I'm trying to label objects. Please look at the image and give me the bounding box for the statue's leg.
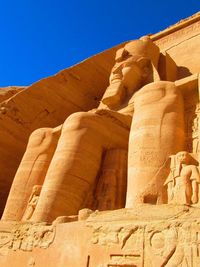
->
[32,112,129,223]
[2,126,61,221]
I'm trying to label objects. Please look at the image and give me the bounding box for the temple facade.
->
[0,12,200,267]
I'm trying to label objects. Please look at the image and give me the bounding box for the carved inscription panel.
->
[89,221,200,267]
[0,223,55,255]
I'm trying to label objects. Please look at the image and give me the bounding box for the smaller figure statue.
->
[164,151,200,205]
[22,185,42,221]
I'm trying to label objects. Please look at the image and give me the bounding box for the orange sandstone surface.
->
[0,12,200,267]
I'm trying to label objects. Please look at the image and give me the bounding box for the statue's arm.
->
[191,179,198,204]
[94,109,132,129]
[190,165,200,203]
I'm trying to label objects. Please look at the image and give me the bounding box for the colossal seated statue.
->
[1,36,190,223]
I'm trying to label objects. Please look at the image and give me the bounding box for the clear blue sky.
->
[0,1,199,86]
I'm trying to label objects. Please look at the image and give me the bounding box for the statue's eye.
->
[122,49,130,60]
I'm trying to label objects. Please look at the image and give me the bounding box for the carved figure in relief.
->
[146,228,178,266]
[193,117,199,152]
[192,104,200,154]
[2,36,188,222]
[164,151,200,205]
[0,231,12,256]
[10,224,55,251]
[22,185,42,221]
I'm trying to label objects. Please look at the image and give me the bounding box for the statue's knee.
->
[28,128,54,148]
[63,112,92,131]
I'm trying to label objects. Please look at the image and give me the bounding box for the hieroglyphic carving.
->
[129,150,165,167]
[90,219,200,267]
[155,20,200,51]
[91,224,122,246]
[186,110,196,153]
[184,91,199,153]
[91,224,142,247]
[192,103,200,154]
[90,224,144,266]
[191,223,200,266]
[145,226,178,266]
[10,223,55,251]
[107,254,141,267]
[0,223,55,256]
[0,231,12,256]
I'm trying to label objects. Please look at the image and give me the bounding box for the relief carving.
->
[192,103,200,154]
[22,185,42,221]
[0,231,12,256]
[10,223,55,251]
[2,16,200,267]
[145,227,178,266]
[107,254,142,267]
[164,151,200,205]
[91,221,200,266]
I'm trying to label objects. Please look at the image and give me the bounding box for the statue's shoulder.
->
[139,81,175,92]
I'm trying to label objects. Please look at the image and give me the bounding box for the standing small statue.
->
[22,185,42,221]
[164,151,200,205]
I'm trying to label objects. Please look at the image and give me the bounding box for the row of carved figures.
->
[21,150,200,222]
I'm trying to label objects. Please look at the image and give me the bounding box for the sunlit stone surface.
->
[1,12,200,267]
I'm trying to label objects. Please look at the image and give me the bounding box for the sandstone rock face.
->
[1,12,200,267]
[0,86,25,103]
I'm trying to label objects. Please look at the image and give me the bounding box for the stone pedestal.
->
[0,205,200,267]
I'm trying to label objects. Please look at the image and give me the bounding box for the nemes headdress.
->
[116,36,160,81]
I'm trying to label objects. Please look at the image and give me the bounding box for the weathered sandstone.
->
[1,12,200,267]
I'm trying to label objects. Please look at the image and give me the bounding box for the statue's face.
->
[176,151,189,164]
[110,57,143,94]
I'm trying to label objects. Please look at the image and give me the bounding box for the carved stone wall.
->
[1,206,200,266]
[1,11,200,267]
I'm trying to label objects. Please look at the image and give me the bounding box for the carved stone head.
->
[110,36,160,90]
[176,151,190,164]
[101,36,161,108]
